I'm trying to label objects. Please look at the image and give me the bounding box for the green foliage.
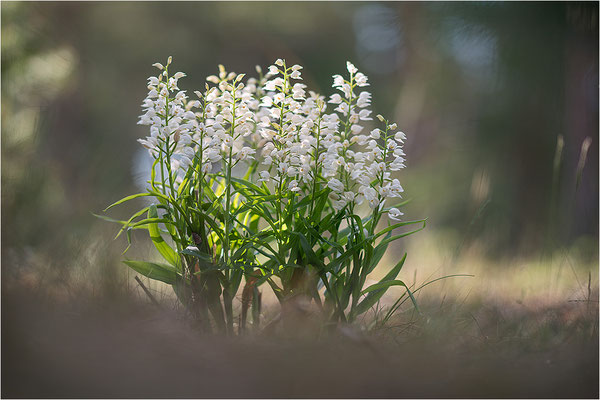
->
[99,57,428,334]
[122,260,180,284]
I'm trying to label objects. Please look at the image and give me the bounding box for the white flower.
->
[262,155,273,166]
[343,191,355,203]
[206,75,220,84]
[389,179,404,194]
[370,129,381,139]
[264,80,277,91]
[237,146,256,161]
[388,207,404,221]
[357,91,371,108]
[258,171,271,183]
[353,135,369,145]
[278,162,289,176]
[340,83,352,98]
[329,93,343,104]
[394,131,407,143]
[355,72,369,87]
[335,102,349,115]
[207,148,222,163]
[332,74,344,87]
[288,180,301,192]
[389,158,405,171]
[287,166,298,177]
[332,198,347,211]
[346,61,358,74]
[367,196,380,209]
[327,178,345,193]
[350,124,363,135]
[222,134,234,148]
[292,83,306,100]
[393,148,405,157]
[179,156,193,170]
[362,186,378,202]
[358,109,372,121]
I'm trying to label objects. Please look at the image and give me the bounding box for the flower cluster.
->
[137,57,408,221]
[105,57,422,332]
[200,65,258,166]
[137,57,197,172]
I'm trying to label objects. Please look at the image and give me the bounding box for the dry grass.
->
[2,228,598,398]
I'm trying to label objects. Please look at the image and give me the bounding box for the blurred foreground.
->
[3,236,598,398]
[2,282,597,398]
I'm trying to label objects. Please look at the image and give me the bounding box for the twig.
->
[135,276,162,308]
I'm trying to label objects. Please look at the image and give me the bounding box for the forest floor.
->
[2,275,597,398]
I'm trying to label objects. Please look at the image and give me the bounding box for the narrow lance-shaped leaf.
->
[377,220,427,248]
[104,192,153,212]
[123,260,179,285]
[148,204,181,268]
[354,253,408,316]
[372,218,427,241]
[366,231,391,275]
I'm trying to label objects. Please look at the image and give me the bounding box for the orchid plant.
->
[100,57,426,334]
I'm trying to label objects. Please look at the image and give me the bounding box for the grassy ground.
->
[2,229,598,398]
[2,285,597,398]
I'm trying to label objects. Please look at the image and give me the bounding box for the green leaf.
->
[311,187,330,218]
[361,279,409,295]
[115,206,152,239]
[377,220,427,247]
[123,260,179,284]
[304,223,344,253]
[266,278,284,302]
[290,232,327,271]
[367,232,391,274]
[230,176,268,196]
[338,213,373,237]
[123,227,133,254]
[354,253,407,316]
[144,206,179,268]
[228,268,244,298]
[93,213,129,226]
[179,248,214,262]
[104,192,152,211]
[373,219,427,241]
[130,217,177,229]
[171,277,191,307]
[385,198,411,210]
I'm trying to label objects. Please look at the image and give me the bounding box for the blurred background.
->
[2,0,597,294]
[1,2,598,397]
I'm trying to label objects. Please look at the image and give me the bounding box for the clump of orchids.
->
[102,57,425,334]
